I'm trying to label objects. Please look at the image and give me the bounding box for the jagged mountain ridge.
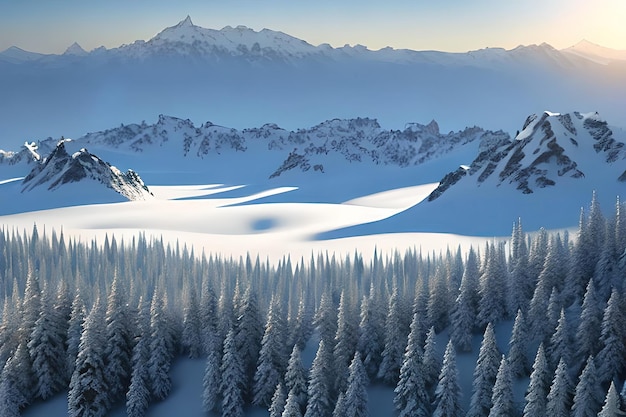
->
[428,111,626,201]
[6,115,509,181]
[21,140,152,201]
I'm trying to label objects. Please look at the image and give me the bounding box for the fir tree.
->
[284,344,308,413]
[221,329,245,417]
[28,283,67,400]
[547,309,571,371]
[304,340,333,417]
[269,383,287,417]
[433,340,462,417]
[67,290,86,380]
[595,288,626,384]
[450,247,480,352]
[422,326,441,395]
[598,381,622,417]
[467,323,501,417]
[428,265,452,333]
[508,309,530,378]
[282,388,303,417]
[478,243,508,326]
[182,282,203,358]
[394,312,430,417]
[344,352,369,417]
[202,335,222,413]
[575,281,603,363]
[253,296,288,407]
[104,274,133,405]
[68,298,109,417]
[126,297,151,417]
[546,358,573,417]
[148,290,173,401]
[333,290,358,393]
[0,349,29,416]
[377,287,404,385]
[357,289,384,378]
[523,344,550,417]
[571,355,604,417]
[487,355,514,417]
[332,392,346,417]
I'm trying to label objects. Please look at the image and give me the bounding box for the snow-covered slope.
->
[21,139,152,201]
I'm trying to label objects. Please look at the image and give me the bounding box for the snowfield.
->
[0,181,496,263]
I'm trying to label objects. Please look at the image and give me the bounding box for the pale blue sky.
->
[1,0,625,53]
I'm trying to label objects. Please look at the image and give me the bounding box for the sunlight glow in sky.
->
[1,0,625,53]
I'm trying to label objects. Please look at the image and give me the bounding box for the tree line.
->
[0,192,625,416]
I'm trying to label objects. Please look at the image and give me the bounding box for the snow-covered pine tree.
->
[269,383,287,417]
[508,309,530,378]
[333,290,358,393]
[68,298,109,417]
[450,247,480,352]
[332,392,346,417]
[427,265,452,333]
[432,340,461,417]
[422,326,441,396]
[394,312,430,417]
[547,309,571,371]
[284,344,308,413]
[598,381,623,417]
[546,358,573,417]
[304,340,333,417]
[595,288,626,385]
[253,295,288,407]
[357,287,384,378]
[571,355,604,417]
[467,322,501,417]
[104,273,133,405]
[148,290,173,401]
[66,289,86,380]
[202,333,222,413]
[313,291,337,348]
[126,297,151,417]
[221,329,246,417]
[27,282,67,400]
[283,387,304,417]
[181,281,203,358]
[487,355,514,417]
[377,287,404,385]
[0,347,30,416]
[509,219,532,313]
[522,344,550,417]
[344,352,368,417]
[575,280,603,364]
[478,242,508,327]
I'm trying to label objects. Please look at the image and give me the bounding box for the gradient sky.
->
[1,0,625,54]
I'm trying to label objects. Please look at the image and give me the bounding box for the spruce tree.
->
[344,353,369,417]
[148,290,173,401]
[595,288,626,384]
[357,289,384,378]
[478,243,508,326]
[575,281,603,363]
[282,387,303,417]
[68,298,109,417]
[394,312,430,417]
[571,355,604,417]
[598,381,622,417]
[221,329,245,417]
[508,309,530,378]
[202,335,221,413]
[487,355,514,417]
[546,358,572,417]
[422,326,441,395]
[126,299,151,417]
[433,340,462,417]
[253,296,288,407]
[182,282,203,358]
[450,247,480,352]
[547,309,571,371]
[377,287,404,385]
[284,344,308,412]
[304,340,333,417]
[522,344,550,417]
[269,383,287,417]
[467,323,501,417]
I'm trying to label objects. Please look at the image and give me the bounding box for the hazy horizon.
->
[2,0,625,54]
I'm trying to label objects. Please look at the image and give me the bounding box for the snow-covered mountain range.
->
[1,17,625,150]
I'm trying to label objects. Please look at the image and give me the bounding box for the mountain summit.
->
[22,140,152,201]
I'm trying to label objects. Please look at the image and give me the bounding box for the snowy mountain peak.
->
[63,42,88,56]
[22,140,153,200]
[562,39,626,64]
[429,110,626,200]
[177,15,194,27]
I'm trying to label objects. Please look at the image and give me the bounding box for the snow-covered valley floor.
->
[0,181,495,263]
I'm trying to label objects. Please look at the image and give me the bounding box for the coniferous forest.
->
[1,193,626,417]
